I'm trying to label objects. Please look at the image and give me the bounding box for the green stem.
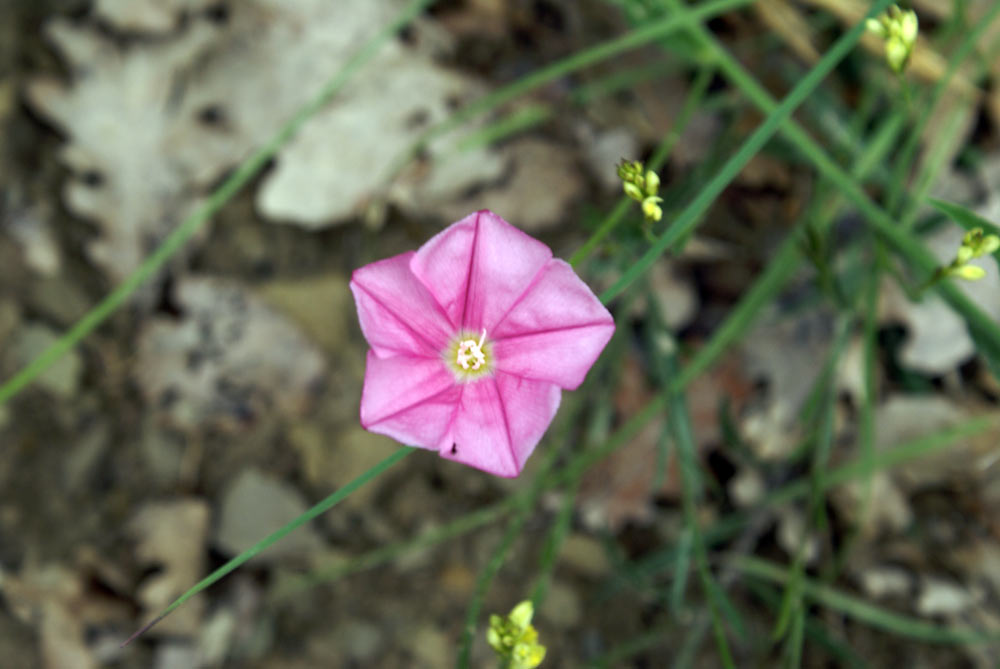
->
[666,0,1000,377]
[735,556,1000,645]
[386,0,756,183]
[122,448,414,646]
[570,63,716,267]
[599,0,893,304]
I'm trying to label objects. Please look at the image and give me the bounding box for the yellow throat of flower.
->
[446,329,493,381]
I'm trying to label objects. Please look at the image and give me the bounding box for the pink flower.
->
[350,210,615,477]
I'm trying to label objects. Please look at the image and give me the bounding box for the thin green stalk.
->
[585,622,674,668]
[899,101,977,229]
[831,252,882,576]
[735,556,1000,644]
[774,317,851,663]
[271,494,516,598]
[454,443,564,669]
[663,352,736,668]
[884,2,1000,216]
[122,447,414,646]
[0,0,436,407]
[669,526,694,613]
[668,0,1000,362]
[456,506,534,669]
[455,61,683,154]
[599,0,893,304]
[570,63,716,267]
[529,476,582,608]
[748,581,871,669]
[616,414,1000,591]
[387,0,756,181]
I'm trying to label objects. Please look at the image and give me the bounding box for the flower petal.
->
[360,351,460,449]
[350,251,454,357]
[492,259,615,389]
[410,210,552,332]
[440,374,561,478]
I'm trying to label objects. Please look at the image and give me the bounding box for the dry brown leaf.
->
[753,0,820,63]
[26,19,213,283]
[129,499,210,638]
[1,562,128,668]
[135,277,326,431]
[28,0,504,283]
[94,0,215,34]
[579,350,752,531]
[422,138,580,233]
[739,307,836,459]
[833,395,1000,539]
[579,417,673,530]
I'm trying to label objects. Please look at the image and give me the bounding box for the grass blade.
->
[735,556,1000,645]
[122,448,414,645]
[599,0,894,304]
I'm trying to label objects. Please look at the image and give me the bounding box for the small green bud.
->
[487,601,546,668]
[866,17,887,38]
[899,10,918,44]
[962,227,984,248]
[949,264,986,281]
[618,158,665,223]
[960,227,1000,258]
[623,182,644,202]
[509,601,533,629]
[868,5,918,73]
[981,235,1000,256]
[644,169,660,196]
[955,245,974,266]
[885,38,910,73]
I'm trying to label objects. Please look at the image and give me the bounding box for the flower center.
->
[456,329,487,370]
[445,329,493,381]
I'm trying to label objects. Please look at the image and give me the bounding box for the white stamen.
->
[457,329,487,370]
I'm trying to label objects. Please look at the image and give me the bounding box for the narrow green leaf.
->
[735,556,1000,645]
[600,0,894,303]
[929,197,1000,255]
[123,448,414,645]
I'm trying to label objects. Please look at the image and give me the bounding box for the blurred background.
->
[2,0,1000,666]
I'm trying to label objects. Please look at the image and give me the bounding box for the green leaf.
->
[736,556,1000,645]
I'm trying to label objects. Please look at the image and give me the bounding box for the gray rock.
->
[7,323,82,398]
[214,468,324,564]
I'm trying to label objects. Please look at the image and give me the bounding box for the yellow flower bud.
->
[955,245,974,265]
[981,235,1000,256]
[509,601,534,629]
[886,38,910,73]
[950,264,986,281]
[623,182,644,202]
[866,17,887,38]
[642,197,663,222]
[900,11,918,44]
[644,169,660,196]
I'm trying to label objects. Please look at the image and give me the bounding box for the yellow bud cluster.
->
[487,601,546,669]
[941,227,999,282]
[617,159,664,222]
[866,5,918,74]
